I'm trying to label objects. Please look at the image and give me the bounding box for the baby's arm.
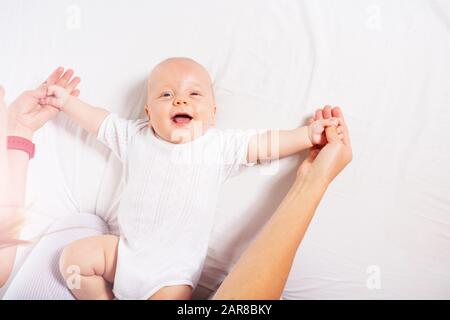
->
[247,118,342,163]
[43,85,110,135]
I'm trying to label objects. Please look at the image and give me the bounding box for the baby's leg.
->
[149,285,192,300]
[59,234,119,300]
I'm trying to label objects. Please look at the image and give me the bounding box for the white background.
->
[1,0,449,299]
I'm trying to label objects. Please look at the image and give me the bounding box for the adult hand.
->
[0,86,6,130]
[1,86,7,178]
[1,86,7,185]
[297,106,352,184]
[7,67,80,139]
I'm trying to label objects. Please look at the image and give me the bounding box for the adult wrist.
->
[295,168,330,191]
[7,118,34,140]
[7,127,34,140]
[7,136,35,159]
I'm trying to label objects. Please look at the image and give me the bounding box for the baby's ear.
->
[212,105,217,125]
[144,104,151,119]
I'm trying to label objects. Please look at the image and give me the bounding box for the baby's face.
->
[145,58,216,144]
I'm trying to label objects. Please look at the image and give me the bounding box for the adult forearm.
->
[0,207,23,288]
[0,124,31,288]
[213,171,329,300]
[1,125,32,207]
[4,151,30,207]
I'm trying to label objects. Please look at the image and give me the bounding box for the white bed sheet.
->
[1,0,449,299]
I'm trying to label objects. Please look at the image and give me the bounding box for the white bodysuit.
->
[97,114,259,299]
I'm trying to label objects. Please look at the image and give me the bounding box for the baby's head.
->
[145,57,216,144]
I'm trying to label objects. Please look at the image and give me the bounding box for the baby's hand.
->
[40,85,71,111]
[308,117,344,145]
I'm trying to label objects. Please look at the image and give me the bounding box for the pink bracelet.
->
[7,136,35,159]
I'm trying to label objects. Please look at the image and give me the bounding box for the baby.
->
[43,57,343,300]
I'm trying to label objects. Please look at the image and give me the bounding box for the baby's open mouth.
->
[171,113,193,125]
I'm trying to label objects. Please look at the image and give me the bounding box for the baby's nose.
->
[174,98,188,105]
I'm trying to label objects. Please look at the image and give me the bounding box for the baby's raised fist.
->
[308,117,344,145]
[40,85,71,111]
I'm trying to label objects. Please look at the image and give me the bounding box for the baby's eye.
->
[190,92,201,96]
[161,92,173,98]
